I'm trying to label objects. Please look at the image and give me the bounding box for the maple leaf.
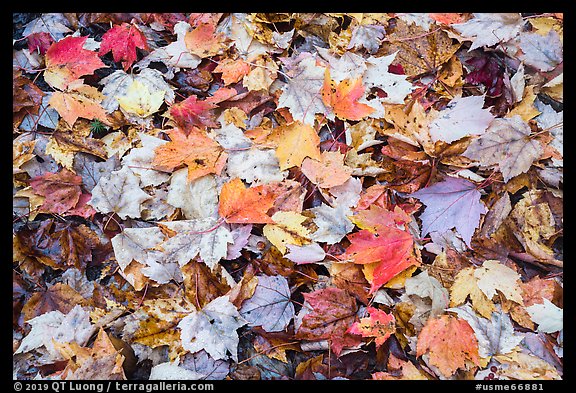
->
[122,133,170,187]
[309,203,354,244]
[99,23,148,70]
[301,151,352,188]
[372,354,428,380]
[89,166,152,219]
[463,115,544,182]
[239,275,295,332]
[21,283,85,322]
[184,22,227,58]
[428,95,495,143]
[525,299,563,334]
[218,178,276,224]
[182,262,231,309]
[416,314,481,378]
[214,58,251,85]
[448,304,524,358]
[117,79,166,118]
[170,95,219,131]
[111,227,165,271]
[348,307,395,347]
[263,211,310,254]
[410,176,487,247]
[272,121,321,171]
[48,88,108,127]
[452,13,524,51]
[362,52,415,104]
[15,305,95,358]
[227,148,287,185]
[450,267,496,319]
[285,243,326,265]
[178,295,247,362]
[277,56,330,125]
[29,168,82,215]
[43,36,106,90]
[295,287,358,356]
[349,204,412,234]
[321,70,374,121]
[474,260,524,305]
[341,228,417,293]
[152,127,228,182]
[160,219,234,270]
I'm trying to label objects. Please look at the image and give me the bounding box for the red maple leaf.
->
[99,23,148,70]
[29,169,83,215]
[44,36,106,90]
[170,95,220,131]
[27,32,54,55]
[348,306,395,348]
[342,228,417,293]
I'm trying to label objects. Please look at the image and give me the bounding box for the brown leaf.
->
[182,261,231,309]
[21,283,86,322]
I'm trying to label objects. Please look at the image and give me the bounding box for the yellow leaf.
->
[263,211,311,254]
[273,121,321,170]
[450,267,496,319]
[117,80,165,118]
[506,85,541,122]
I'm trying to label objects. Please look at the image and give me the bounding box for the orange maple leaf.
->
[48,91,108,127]
[348,307,395,347]
[185,23,226,58]
[152,127,227,182]
[218,178,276,224]
[321,69,374,121]
[416,314,481,377]
[214,58,251,85]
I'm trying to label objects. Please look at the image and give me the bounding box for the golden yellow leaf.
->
[272,121,321,170]
[263,211,311,254]
[117,80,165,118]
[450,267,496,319]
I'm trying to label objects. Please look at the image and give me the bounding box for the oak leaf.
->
[152,127,228,182]
[416,314,480,377]
[99,23,148,70]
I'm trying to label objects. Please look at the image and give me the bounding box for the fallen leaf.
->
[29,168,82,215]
[273,121,321,170]
[428,95,494,143]
[44,36,106,90]
[347,307,395,347]
[301,151,352,188]
[152,127,228,182]
[239,275,295,332]
[452,13,524,50]
[89,166,152,219]
[99,23,148,70]
[526,299,563,334]
[263,211,310,254]
[218,178,276,224]
[321,70,374,121]
[178,295,247,361]
[410,176,487,247]
[416,314,480,378]
[464,115,544,182]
